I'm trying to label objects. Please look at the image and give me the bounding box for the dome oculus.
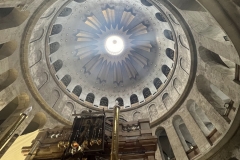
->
[105,35,124,55]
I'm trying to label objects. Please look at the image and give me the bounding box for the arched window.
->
[0,69,18,92]
[72,85,82,97]
[187,100,221,145]
[0,41,17,60]
[22,112,47,135]
[0,94,29,156]
[162,93,172,109]
[173,115,199,159]
[199,46,234,76]
[51,24,62,35]
[199,46,237,85]
[143,88,152,99]
[130,94,139,104]
[0,97,18,128]
[166,48,174,60]
[156,128,175,160]
[0,8,29,30]
[58,7,72,17]
[49,42,60,54]
[0,8,14,18]
[140,0,152,6]
[164,30,174,41]
[196,75,234,123]
[155,12,167,22]
[61,75,71,87]
[52,60,63,72]
[86,93,95,103]
[100,97,108,107]
[162,65,171,77]
[154,78,162,89]
[116,97,124,106]
[0,94,28,132]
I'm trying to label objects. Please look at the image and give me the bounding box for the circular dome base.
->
[25,0,192,116]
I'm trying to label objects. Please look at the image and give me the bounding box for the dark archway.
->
[86,93,95,103]
[22,112,47,135]
[58,7,72,17]
[61,75,71,87]
[72,85,82,97]
[156,128,175,160]
[154,78,162,89]
[164,30,174,41]
[156,12,167,22]
[166,48,174,60]
[52,59,63,72]
[130,94,139,104]
[143,88,152,98]
[162,65,171,77]
[100,97,108,107]
[116,97,124,106]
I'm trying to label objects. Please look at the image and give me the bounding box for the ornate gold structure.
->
[21,113,157,159]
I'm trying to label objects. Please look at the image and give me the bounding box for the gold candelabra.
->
[110,101,120,160]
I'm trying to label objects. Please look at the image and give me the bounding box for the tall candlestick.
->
[110,101,120,160]
[0,106,32,150]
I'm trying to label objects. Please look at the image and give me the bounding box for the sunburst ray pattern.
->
[47,0,180,110]
[76,7,152,85]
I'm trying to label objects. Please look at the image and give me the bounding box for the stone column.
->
[93,96,101,107]
[79,93,87,102]
[149,83,157,96]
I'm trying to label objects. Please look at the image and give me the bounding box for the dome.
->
[0,0,240,159]
[27,0,192,115]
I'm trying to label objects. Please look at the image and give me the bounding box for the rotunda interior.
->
[0,0,240,159]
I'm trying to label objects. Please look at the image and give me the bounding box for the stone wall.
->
[210,127,240,160]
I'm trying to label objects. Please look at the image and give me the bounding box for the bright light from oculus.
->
[105,36,124,55]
